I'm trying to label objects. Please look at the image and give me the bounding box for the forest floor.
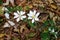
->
[0,0,60,40]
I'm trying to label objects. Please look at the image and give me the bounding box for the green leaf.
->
[25,6,30,10]
[27,20,35,28]
[12,6,17,11]
[41,31,50,40]
[48,20,54,26]
[28,20,35,28]
[16,6,23,11]
[0,0,3,5]
[43,20,55,27]
[7,7,13,13]
[43,20,49,27]
[23,19,35,28]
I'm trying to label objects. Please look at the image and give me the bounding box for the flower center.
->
[32,15,35,18]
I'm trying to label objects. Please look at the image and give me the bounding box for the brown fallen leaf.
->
[39,13,48,23]
[0,34,5,38]
[48,0,54,3]
[18,0,26,6]
[20,24,27,33]
[50,4,57,9]
[58,16,60,21]
[49,11,55,18]
[53,16,58,24]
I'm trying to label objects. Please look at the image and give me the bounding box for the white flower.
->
[14,11,26,22]
[48,28,58,38]
[27,10,40,23]
[51,29,54,33]
[49,28,55,33]
[4,20,15,27]
[5,13,10,19]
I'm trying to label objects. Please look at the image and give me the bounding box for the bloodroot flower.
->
[27,10,40,23]
[14,11,26,22]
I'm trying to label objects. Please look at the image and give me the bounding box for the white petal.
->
[14,15,19,18]
[27,14,33,16]
[28,17,32,19]
[48,28,51,31]
[20,11,25,15]
[29,11,34,15]
[8,21,15,26]
[30,11,33,14]
[36,12,40,17]
[51,29,54,33]
[5,7,8,11]
[55,35,57,38]
[32,19,35,23]
[5,13,9,19]
[14,12,18,16]
[21,17,23,20]
[21,16,26,20]
[4,22,10,27]
[35,18,39,21]
[34,10,36,15]
[17,11,20,14]
[21,16,26,18]
[16,18,20,22]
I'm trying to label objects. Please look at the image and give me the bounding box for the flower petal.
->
[34,10,36,15]
[16,18,20,22]
[35,18,39,21]
[32,19,35,23]
[8,21,15,26]
[27,14,33,16]
[14,12,18,16]
[14,15,19,18]
[36,12,40,17]
[48,28,51,31]
[21,16,26,20]
[29,10,33,15]
[28,17,32,19]
[21,16,26,18]
[51,29,54,33]
[30,11,33,14]
[20,11,25,15]
[17,11,20,14]
[5,13,9,19]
